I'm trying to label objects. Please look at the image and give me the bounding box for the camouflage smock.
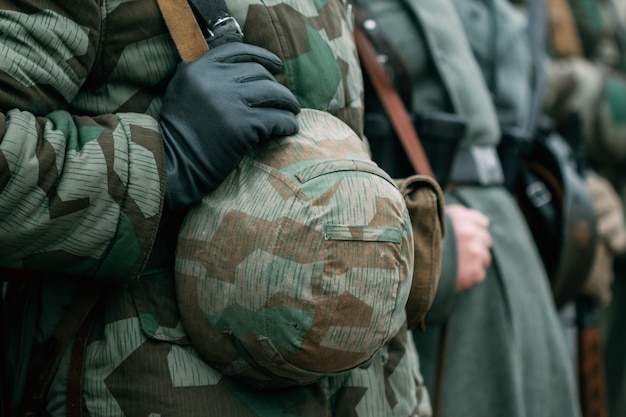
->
[0,1,430,416]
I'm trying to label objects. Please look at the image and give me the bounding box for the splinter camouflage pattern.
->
[176,109,413,388]
[0,0,430,416]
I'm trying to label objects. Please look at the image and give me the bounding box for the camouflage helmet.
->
[175,109,414,389]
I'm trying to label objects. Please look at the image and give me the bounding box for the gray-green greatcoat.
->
[363,0,582,416]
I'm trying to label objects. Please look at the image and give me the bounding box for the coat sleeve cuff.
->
[95,114,166,283]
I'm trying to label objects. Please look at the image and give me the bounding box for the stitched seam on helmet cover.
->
[323,225,403,243]
[294,159,396,187]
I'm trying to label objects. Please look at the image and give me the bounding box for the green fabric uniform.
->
[0,1,431,416]
[362,0,581,416]
[543,0,626,416]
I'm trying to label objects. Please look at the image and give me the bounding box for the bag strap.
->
[354,25,434,178]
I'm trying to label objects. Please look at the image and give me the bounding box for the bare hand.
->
[447,204,492,293]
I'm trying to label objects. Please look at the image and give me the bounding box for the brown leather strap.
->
[354,26,434,178]
[577,297,609,417]
[432,320,449,417]
[66,298,100,417]
[578,326,608,417]
[19,279,106,417]
[155,0,209,61]
[546,0,583,57]
[352,2,413,108]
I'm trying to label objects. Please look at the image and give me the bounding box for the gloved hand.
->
[159,42,301,210]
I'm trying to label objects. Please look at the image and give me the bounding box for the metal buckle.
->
[207,16,244,38]
[526,179,552,208]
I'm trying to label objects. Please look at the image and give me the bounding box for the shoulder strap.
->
[354,25,434,178]
[155,0,209,61]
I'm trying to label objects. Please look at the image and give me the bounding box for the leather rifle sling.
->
[155,0,208,61]
[155,0,236,62]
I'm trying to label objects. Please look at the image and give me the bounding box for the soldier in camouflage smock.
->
[0,1,430,416]
[543,0,626,415]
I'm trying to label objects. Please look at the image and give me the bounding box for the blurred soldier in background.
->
[543,0,626,415]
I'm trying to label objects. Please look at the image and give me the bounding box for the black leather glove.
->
[159,42,301,210]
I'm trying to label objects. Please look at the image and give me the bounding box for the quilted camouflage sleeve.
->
[0,2,166,282]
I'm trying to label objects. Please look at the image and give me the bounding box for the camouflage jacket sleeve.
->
[0,3,167,283]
